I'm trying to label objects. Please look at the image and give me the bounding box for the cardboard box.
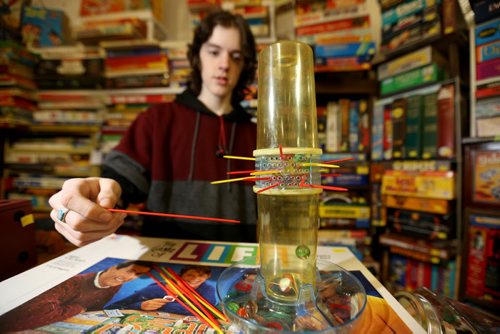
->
[0,199,36,281]
[21,6,71,47]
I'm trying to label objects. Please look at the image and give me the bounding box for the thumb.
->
[96,178,122,208]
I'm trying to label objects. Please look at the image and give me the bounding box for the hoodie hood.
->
[175,88,252,122]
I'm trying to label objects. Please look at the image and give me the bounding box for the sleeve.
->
[197,283,217,306]
[105,283,164,311]
[101,107,158,205]
[0,277,86,331]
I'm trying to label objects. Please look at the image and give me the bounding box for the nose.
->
[219,52,230,71]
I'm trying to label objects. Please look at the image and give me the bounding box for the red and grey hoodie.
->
[102,89,257,242]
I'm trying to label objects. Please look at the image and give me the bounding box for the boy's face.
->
[198,25,244,102]
[99,264,150,287]
[182,268,210,288]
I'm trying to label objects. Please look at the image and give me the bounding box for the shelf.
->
[372,159,455,172]
[372,31,468,65]
[377,77,459,100]
[103,87,184,95]
[380,233,458,263]
[462,136,500,144]
[29,125,101,134]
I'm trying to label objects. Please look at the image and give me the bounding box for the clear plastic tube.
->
[254,41,322,301]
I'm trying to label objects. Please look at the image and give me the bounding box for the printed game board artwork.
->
[0,255,398,333]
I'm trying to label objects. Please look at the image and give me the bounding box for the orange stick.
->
[156,267,221,325]
[108,208,239,224]
[323,157,355,164]
[155,269,223,333]
[146,272,215,330]
[163,266,230,322]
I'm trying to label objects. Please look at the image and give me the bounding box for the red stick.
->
[147,271,219,331]
[108,208,240,224]
[300,183,348,191]
[256,182,281,193]
[154,266,220,326]
[145,273,205,322]
[226,170,257,175]
[164,266,229,322]
[323,157,355,164]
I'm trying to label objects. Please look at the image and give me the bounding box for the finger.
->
[50,208,125,233]
[53,220,92,247]
[59,179,114,224]
[53,216,121,247]
[96,178,122,208]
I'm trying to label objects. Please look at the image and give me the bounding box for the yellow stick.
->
[210,176,256,184]
[250,170,281,175]
[223,155,256,161]
[157,271,223,333]
[301,163,339,168]
[161,267,229,322]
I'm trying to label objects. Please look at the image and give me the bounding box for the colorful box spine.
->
[476,40,500,63]
[404,95,423,159]
[349,100,360,152]
[381,18,441,54]
[391,98,407,159]
[377,46,443,80]
[476,57,500,81]
[358,100,370,152]
[371,102,384,161]
[382,0,439,26]
[340,99,350,152]
[383,195,450,214]
[382,5,440,40]
[475,95,500,118]
[295,16,370,36]
[326,101,340,152]
[383,103,394,160]
[475,16,500,46]
[422,92,438,159]
[476,81,500,99]
[314,42,376,58]
[442,0,462,34]
[476,115,500,137]
[298,28,373,45]
[473,0,500,24]
[319,204,370,219]
[381,170,455,199]
[381,63,444,96]
[437,84,455,159]
[466,214,500,305]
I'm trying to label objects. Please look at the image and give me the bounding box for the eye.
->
[207,48,220,56]
[231,52,242,62]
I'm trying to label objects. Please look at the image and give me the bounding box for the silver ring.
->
[57,207,70,223]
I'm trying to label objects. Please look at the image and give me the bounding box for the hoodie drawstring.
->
[226,122,236,191]
[216,116,227,157]
[188,112,201,182]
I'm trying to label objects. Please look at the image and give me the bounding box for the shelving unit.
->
[369,0,469,298]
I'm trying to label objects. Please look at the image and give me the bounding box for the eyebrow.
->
[205,42,241,53]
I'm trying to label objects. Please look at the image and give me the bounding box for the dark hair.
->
[180,265,212,276]
[115,260,151,270]
[187,10,257,103]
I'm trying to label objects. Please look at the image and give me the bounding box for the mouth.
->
[214,76,228,85]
